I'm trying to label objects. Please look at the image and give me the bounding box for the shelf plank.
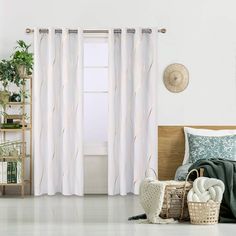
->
[7,102,31,106]
[0,183,23,186]
[0,157,22,160]
[0,156,31,160]
[0,125,31,132]
[0,180,30,186]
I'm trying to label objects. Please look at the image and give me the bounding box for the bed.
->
[158,125,236,180]
[158,125,236,222]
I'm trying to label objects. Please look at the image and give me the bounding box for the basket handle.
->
[145,168,157,179]
[185,168,199,183]
[180,168,200,220]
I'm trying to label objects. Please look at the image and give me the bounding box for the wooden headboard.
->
[158,126,236,180]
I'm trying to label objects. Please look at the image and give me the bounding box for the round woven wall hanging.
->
[163,63,189,93]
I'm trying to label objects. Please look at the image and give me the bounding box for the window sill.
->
[84,142,107,156]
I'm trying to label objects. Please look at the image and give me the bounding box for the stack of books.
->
[0,161,22,184]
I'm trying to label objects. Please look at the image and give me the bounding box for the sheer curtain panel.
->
[108,28,158,195]
[34,28,84,196]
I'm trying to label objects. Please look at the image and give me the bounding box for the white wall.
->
[1,0,236,124]
[1,0,236,193]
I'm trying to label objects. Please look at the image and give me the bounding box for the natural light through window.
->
[83,37,108,151]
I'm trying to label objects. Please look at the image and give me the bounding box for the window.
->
[83,37,108,153]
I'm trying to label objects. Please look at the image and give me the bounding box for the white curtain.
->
[108,28,158,195]
[33,28,84,196]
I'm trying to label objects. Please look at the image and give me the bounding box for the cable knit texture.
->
[139,178,187,224]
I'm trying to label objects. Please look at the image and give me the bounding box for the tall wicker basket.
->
[160,169,199,221]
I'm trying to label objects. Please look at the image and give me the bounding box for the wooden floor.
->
[0,195,235,235]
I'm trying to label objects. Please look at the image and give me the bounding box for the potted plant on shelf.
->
[0,91,10,106]
[9,92,21,102]
[11,40,33,81]
[0,59,16,105]
[9,89,29,103]
[0,40,33,106]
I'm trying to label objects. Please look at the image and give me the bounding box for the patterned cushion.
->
[187,133,236,163]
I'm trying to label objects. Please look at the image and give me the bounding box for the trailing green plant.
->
[20,88,30,99]
[9,89,29,103]
[11,40,33,78]
[0,59,16,88]
[9,92,21,102]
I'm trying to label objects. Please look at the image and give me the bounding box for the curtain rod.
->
[25,28,166,34]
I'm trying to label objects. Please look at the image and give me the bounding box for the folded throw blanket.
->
[187,177,225,203]
[139,178,188,224]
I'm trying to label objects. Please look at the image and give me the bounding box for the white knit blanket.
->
[139,178,186,224]
[187,177,225,203]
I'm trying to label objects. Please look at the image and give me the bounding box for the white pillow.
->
[182,127,236,164]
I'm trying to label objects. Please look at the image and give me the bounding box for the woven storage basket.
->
[160,169,199,221]
[188,201,220,225]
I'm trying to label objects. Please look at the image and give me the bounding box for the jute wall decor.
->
[163,63,189,93]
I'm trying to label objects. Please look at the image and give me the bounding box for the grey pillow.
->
[187,133,236,163]
[174,163,192,181]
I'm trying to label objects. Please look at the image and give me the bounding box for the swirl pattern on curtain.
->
[33,28,84,196]
[108,28,158,195]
